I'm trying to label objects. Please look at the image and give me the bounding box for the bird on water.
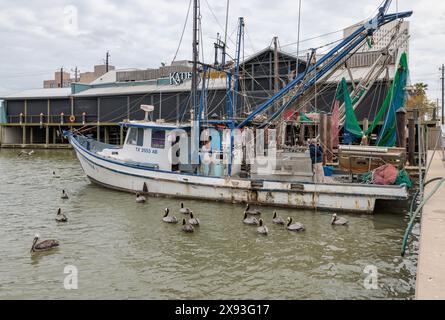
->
[257,218,269,235]
[244,204,261,216]
[181,218,194,233]
[55,208,68,223]
[61,190,69,199]
[188,212,200,226]
[272,211,285,225]
[30,235,59,253]
[162,208,178,224]
[243,212,259,225]
[179,202,192,215]
[135,193,146,203]
[331,213,348,226]
[286,217,305,232]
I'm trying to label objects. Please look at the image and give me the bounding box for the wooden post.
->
[104,126,109,144]
[97,97,101,142]
[396,108,407,148]
[22,126,26,145]
[46,99,50,146]
[30,127,33,144]
[326,114,333,162]
[299,123,305,145]
[120,125,124,146]
[408,110,417,166]
[22,100,27,145]
[319,113,327,165]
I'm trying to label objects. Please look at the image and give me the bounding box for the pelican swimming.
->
[30,234,59,253]
[181,218,194,233]
[331,213,348,226]
[257,219,269,235]
[188,212,200,226]
[55,208,68,222]
[135,193,146,203]
[243,212,259,225]
[286,217,305,232]
[244,204,261,216]
[18,150,34,157]
[61,190,69,199]
[272,211,285,225]
[179,202,192,215]
[162,208,178,224]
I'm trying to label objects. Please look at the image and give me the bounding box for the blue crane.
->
[236,0,412,129]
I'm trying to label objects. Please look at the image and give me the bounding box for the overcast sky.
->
[1,0,444,100]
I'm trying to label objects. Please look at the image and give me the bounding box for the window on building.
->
[151,129,165,149]
[126,128,144,146]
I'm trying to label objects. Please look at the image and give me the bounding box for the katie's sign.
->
[169,72,192,85]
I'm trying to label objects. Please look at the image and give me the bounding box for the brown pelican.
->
[52,171,60,178]
[257,219,269,235]
[135,193,146,203]
[244,204,261,216]
[188,212,200,226]
[286,217,305,232]
[162,208,178,224]
[30,235,59,253]
[179,202,192,215]
[181,218,194,233]
[243,212,259,225]
[55,208,68,222]
[331,213,348,226]
[272,211,285,225]
[18,150,34,157]
[61,190,69,199]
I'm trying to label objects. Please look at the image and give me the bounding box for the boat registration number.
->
[135,147,158,155]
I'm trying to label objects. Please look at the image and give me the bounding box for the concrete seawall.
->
[416,151,445,299]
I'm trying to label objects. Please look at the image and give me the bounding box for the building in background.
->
[43,64,116,88]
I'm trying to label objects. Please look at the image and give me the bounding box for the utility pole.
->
[441,64,444,125]
[73,66,79,82]
[273,36,279,94]
[106,51,110,73]
[60,67,63,88]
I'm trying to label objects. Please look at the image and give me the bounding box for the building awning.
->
[1,88,71,100]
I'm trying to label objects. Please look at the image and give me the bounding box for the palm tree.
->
[414,82,428,96]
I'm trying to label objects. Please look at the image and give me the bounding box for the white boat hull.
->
[69,135,409,214]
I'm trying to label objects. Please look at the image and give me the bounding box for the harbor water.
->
[0,149,419,299]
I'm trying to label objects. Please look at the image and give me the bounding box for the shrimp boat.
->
[66,0,411,213]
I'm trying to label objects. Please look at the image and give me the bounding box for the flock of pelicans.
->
[30,188,349,254]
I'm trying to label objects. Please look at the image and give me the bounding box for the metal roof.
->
[1,88,71,100]
[73,77,227,98]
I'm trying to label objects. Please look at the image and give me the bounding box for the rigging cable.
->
[171,0,193,63]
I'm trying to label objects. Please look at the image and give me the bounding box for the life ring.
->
[69,115,76,123]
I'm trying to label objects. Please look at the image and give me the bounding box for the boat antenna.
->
[296,0,302,76]
[223,0,230,65]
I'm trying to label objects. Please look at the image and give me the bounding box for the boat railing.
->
[76,135,119,153]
